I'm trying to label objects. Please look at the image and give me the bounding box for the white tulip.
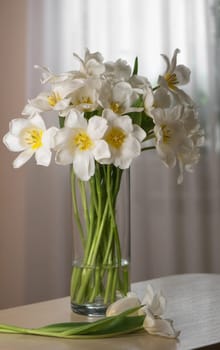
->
[106,293,141,317]
[101,109,146,169]
[158,49,193,105]
[152,105,204,183]
[54,110,110,181]
[3,113,57,167]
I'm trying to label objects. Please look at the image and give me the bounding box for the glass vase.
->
[70,163,130,316]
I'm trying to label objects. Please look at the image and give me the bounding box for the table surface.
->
[1,274,220,350]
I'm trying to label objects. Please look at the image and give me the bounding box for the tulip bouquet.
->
[3,48,204,314]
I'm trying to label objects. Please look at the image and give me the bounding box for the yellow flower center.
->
[23,128,43,150]
[47,91,62,107]
[74,131,93,151]
[164,73,179,90]
[161,124,172,144]
[79,96,93,104]
[105,127,126,149]
[110,102,121,114]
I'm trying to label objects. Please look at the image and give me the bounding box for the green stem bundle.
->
[70,163,130,309]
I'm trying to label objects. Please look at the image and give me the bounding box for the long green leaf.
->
[0,306,145,339]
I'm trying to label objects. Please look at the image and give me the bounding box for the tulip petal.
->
[106,296,141,317]
[55,148,73,165]
[3,133,25,152]
[73,151,95,181]
[144,317,180,338]
[122,136,141,158]
[65,110,87,129]
[87,116,108,139]
[13,149,34,168]
[35,147,52,166]
[132,125,146,142]
[113,116,133,134]
[29,113,46,130]
[54,128,73,148]
[175,65,191,85]
[42,127,58,149]
[9,118,30,136]
[93,140,110,161]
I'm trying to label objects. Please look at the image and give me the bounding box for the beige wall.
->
[0,0,27,308]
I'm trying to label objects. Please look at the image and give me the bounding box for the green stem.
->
[71,169,85,247]
[106,166,122,263]
[73,201,109,303]
[79,180,90,235]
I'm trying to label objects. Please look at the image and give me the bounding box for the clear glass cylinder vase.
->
[70,164,130,316]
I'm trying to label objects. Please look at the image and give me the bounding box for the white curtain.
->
[1,0,220,308]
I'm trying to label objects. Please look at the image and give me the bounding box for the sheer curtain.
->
[1,0,219,308]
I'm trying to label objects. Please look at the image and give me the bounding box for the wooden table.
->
[0,274,220,350]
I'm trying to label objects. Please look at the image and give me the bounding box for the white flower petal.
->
[144,89,154,112]
[156,144,176,168]
[25,94,51,113]
[87,116,108,140]
[34,65,73,84]
[13,149,34,168]
[84,48,104,64]
[55,148,73,165]
[142,284,166,317]
[22,102,41,116]
[169,48,180,73]
[143,310,156,328]
[154,87,171,108]
[42,127,58,149]
[112,82,132,101]
[122,136,141,158]
[113,115,133,134]
[106,296,141,317]
[104,59,131,81]
[53,98,71,111]
[175,65,191,85]
[102,109,117,122]
[93,140,110,161]
[9,118,30,136]
[151,108,166,124]
[28,113,46,130]
[73,151,95,181]
[35,147,52,166]
[54,128,73,148]
[132,125,146,142]
[65,110,86,129]
[86,59,105,76]
[174,87,195,105]
[3,133,25,152]
[114,156,132,169]
[144,317,180,339]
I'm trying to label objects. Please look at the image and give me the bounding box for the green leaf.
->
[141,112,155,133]
[0,306,145,339]
[129,112,142,126]
[132,57,138,75]
[84,110,102,119]
[36,322,88,333]
[59,116,65,128]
